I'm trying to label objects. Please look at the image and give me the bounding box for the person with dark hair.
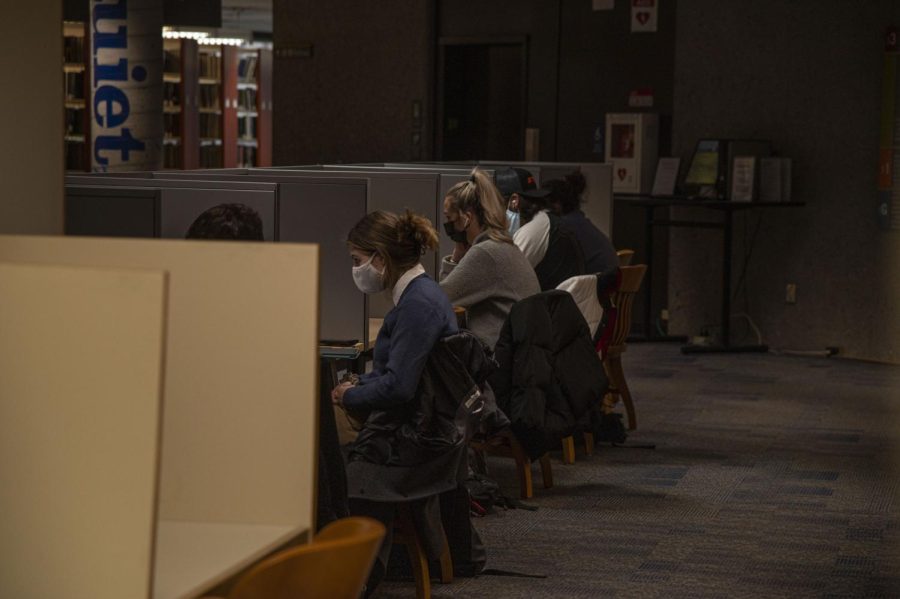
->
[545,170,619,275]
[439,167,540,349]
[496,167,586,291]
[183,203,264,240]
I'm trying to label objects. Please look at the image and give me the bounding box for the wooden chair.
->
[470,429,553,499]
[599,264,647,431]
[616,248,635,266]
[393,504,453,599]
[224,517,386,599]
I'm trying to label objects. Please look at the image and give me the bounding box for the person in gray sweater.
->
[440,168,541,349]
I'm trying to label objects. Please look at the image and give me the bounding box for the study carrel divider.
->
[0,236,320,599]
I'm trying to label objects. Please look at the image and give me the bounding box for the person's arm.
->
[342,300,445,411]
[439,244,499,309]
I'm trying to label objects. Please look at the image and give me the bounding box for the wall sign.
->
[631,0,658,33]
[90,0,162,171]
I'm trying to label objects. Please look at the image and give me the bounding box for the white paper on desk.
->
[730,156,755,202]
[651,157,680,196]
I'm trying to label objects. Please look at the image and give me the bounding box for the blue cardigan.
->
[343,274,458,411]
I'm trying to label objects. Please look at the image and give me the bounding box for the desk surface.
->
[153,521,306,599]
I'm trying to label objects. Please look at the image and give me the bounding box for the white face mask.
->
[352,254,385,294]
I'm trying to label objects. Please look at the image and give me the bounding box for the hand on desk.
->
[331,381,354,406]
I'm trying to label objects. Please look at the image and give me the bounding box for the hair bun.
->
[565,170,587,196]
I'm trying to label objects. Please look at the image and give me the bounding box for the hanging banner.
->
[91,0,162,171]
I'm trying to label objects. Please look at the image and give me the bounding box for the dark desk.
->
[614,195,804,354]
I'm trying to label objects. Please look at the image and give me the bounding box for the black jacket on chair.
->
[489,290,609,460]
[347,330,495,502]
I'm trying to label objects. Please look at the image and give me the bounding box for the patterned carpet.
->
[375,344,900,598]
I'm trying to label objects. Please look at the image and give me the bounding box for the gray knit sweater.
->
[439,232,541,349]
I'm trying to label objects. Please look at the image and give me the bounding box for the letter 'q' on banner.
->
[91,0,163,172]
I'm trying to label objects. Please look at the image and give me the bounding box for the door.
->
[437,38,527,161]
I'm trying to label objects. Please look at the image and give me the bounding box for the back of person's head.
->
[517,191,550,225]
[543,169,587,214]
[185,203,264,240]
[444,167,511,243]
[347,210,438,288]
[494,167,538,199]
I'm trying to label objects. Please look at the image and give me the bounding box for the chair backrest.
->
[227,517,386,599]
[609,265,647,349]
[616,249,635,266]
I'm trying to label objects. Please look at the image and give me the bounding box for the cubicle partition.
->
[64,174,367,343]
[148,172,369,341]
[65,178,279,240]
[0,236,320,599]
[248,167,442,318]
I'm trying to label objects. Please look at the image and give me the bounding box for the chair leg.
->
[509,439,533,499]
[539,453,553,489]
[404,530,431,599]
[609,356,636,430]
[583,432,595,456]
[561,435,576,464]
[439,538,453,584]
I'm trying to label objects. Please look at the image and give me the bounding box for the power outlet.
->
[785,283,797,304]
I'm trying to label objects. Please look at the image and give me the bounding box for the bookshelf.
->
[63,22,90,171]
[231,48,273,167]
[162,39,199,169]
[198,46,224,168]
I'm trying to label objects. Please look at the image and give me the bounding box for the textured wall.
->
[670,0,900,361]
[273,1,432,164]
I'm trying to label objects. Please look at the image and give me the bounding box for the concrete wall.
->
[273,0,433,164]
[669,0,900,362]
[0,4,63,234]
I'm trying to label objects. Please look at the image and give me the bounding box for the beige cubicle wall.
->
[0,236,321,599]
[0,262,168,599]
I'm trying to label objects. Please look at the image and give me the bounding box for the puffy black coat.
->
[347,330,495,502]
[489,290,609,460]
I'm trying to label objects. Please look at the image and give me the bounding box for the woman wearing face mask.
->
[440,167,541,349]
[333,209,457,411]
[331,210,461,593]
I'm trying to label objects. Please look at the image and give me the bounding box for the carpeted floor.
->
[374,343,900,598]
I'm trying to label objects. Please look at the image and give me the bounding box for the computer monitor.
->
[683,139,722,198]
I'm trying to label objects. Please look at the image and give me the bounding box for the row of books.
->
[238,145,257,168]
[200,146,223,168]
[238,116,257,140]
[200,114,221,138]
[238,88,257,112]
[163,50,180,74]
[238,55,258,82]
[65,140,88,171]
[66,109,86,135]
[64,36,84,64]
[163,144,182,169]
[65,72,85,101]
[164,113,181,138]
[163,82,181,108]
[199,85,220,110]
[199,52,221,80]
